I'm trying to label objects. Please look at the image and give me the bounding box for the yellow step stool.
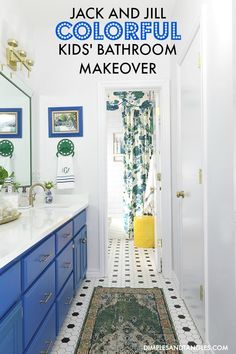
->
[134,215,155,248]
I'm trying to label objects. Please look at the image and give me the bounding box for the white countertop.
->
[0,194,88,270]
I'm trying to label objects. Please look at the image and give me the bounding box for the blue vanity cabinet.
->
[0,207,87,354]
[74,225,87,291]
[0,303,23,354]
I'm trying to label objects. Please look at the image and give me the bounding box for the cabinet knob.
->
[81,238,87,244]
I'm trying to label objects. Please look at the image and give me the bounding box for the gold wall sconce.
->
[6,39,34,76]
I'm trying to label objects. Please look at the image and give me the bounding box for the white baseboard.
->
[86,269,105,278]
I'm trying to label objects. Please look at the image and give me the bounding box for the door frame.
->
[97,79,172,279]
[176,8,209,341]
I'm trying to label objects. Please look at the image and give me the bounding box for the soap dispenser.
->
[18,186,29,208]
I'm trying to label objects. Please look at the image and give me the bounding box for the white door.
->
[178,29,205,339]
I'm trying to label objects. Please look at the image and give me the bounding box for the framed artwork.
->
[113,132,124,162]
[48,106,83,138]
[0,108,22,138]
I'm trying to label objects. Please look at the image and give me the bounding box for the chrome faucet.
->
[29,183,46,207]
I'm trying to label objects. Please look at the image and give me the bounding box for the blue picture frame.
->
[48,106,83,138]
[0,108,22,138]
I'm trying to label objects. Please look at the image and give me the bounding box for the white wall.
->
[107,109,123,216]
[170,0,235,351]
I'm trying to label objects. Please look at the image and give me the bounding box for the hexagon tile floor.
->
[51,239,203,354]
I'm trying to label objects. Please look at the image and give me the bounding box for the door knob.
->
[176,191,185,198]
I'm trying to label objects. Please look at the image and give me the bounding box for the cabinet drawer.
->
[74,210,86,236]
[24,262,55,348]
[56,221,73,253]
[25,304,56,354]
[56,242,73,294]
[0,262,21,319]
[0,302,23,354]
[56,273,73,333]
[23,235,55,290]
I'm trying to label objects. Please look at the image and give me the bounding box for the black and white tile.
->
[52,239,202,354]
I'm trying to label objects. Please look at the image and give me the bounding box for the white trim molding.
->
[86,270,105,279]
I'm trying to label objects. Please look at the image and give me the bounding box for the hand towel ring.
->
[0,140,14,158]
[56,139,75,157]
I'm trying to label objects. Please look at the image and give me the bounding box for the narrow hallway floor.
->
[52,239,202,354]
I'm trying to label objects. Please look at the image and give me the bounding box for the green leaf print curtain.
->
[107,91,154,239]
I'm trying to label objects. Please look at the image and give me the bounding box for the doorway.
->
[97,80,172,279]
[178,27,205,339]
[106,89,158,282]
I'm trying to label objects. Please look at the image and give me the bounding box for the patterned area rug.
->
[76,287,181,354]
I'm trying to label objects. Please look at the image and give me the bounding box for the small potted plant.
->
[44,181,55,204]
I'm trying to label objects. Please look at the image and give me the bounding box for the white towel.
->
[56,155,75,190]
[0,156,14,183]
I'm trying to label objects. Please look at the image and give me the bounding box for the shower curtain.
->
[123,104,154,238]
[107,91,154,239]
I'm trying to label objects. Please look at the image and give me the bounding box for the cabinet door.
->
[0,303,23,354]
[80,226,87,280]
[74,232,82,291]
[74,226,87,291]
